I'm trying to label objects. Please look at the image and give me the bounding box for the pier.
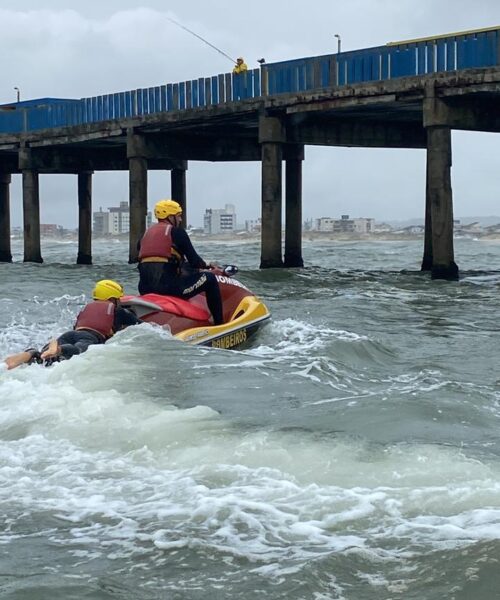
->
[1,26,500,279]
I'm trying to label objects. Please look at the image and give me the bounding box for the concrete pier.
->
[421,176,433,272]
[127,132,148,264]
[77,172,93,265]
[284,145,304,267]
[259,117,284,268]
[2,63,500,276]
[0,173,12,262]
[426,127,458,280]
[22,169,43,263]
[128,157,148,263]
[171,165,187,227]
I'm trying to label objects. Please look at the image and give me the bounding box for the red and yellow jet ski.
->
[121,266,271,350]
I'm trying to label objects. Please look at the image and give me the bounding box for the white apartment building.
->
[315,215,374,233]
[109,201,130,234]
[245,218,261,233]
[93,202,152,235]
[93,208,110,235]
[204,204,237,234]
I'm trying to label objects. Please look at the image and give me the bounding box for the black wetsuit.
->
[29,306,140,364]
[138,227,223,325]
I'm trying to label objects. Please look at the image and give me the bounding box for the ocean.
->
[1,236,500,599]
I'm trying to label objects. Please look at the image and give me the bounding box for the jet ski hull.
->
[122,270,270,350]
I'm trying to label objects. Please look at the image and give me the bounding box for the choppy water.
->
[2,237,500,599]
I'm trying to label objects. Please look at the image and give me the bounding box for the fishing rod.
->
[166,15,237,65]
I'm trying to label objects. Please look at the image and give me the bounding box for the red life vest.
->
[74,301,116,339]
[139,222,173,261]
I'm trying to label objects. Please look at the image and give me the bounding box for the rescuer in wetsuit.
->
[2,280,141,370]
[137,199,223,325]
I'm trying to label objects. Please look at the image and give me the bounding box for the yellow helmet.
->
[92,279,124,301]
[154,199,182,220]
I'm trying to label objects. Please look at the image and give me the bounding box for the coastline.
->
[12,232,500,244]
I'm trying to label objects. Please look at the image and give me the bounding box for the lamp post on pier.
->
[334,34,341,53]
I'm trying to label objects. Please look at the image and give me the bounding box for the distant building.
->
[245,218,261,233]
[93,208,110,236]
[372,222,393,233]
[109,201,130,234]
[204,204,237,234]
[40,224,63,237]
[315,215,374,233]
[456,221,483,235]
[394,225,425,234]
[93,202,152,235]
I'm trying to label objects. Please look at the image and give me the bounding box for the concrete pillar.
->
[128,156,148,263]
[259,116,285,268]
[22,169,43,263]
[423,83,458,280]
[171,165,187,227]
[0,173,12,262]
[426,127,458,280]
[421,174,433,271]
[77,172,92,265]
[127,132,148,264]
[284,145,304,267]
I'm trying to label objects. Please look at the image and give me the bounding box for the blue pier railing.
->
[0,27,499,135]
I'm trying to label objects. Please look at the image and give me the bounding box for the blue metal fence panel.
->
[122,91,130,117]
[267,68,276,94]
[101,95,108,120]
[113,94,120,119]
[446,39,456,70]
[90,97,97,121]
[391,46,414,77]
[27,108,45,131]
[191,80,199,107]
[458,36,473,68]
[253,69,261,96]
[160,85,167,111]
[153,86,160,112]
[148,88,155,113]
[198,78,205,106]
[57,103,65,126]
[211,76,218,104]
[172,83,179,109]
[0,111,22,132]
[166,84,173,110]
[484,30,498,65]
[69,101,77,126]
[429,42,437,73]
[416,43,426,74]
[320,59,328,86]
[136,90,143,115]
[436,40,447,71]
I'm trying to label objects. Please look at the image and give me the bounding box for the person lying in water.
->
[3,279,141,370]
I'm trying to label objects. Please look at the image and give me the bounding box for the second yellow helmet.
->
[154,199,182,220]
[92,279,124,301]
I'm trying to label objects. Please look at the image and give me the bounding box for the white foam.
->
[2,289,500,580]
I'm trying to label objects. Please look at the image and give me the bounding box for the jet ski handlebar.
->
[205,264,239,277]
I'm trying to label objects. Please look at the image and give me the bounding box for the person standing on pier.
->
[232,57,248,100]
[232,57,248,74]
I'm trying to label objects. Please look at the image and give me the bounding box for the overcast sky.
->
[2,0,500,227]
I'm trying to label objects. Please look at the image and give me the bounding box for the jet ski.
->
[121,266,271,350]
